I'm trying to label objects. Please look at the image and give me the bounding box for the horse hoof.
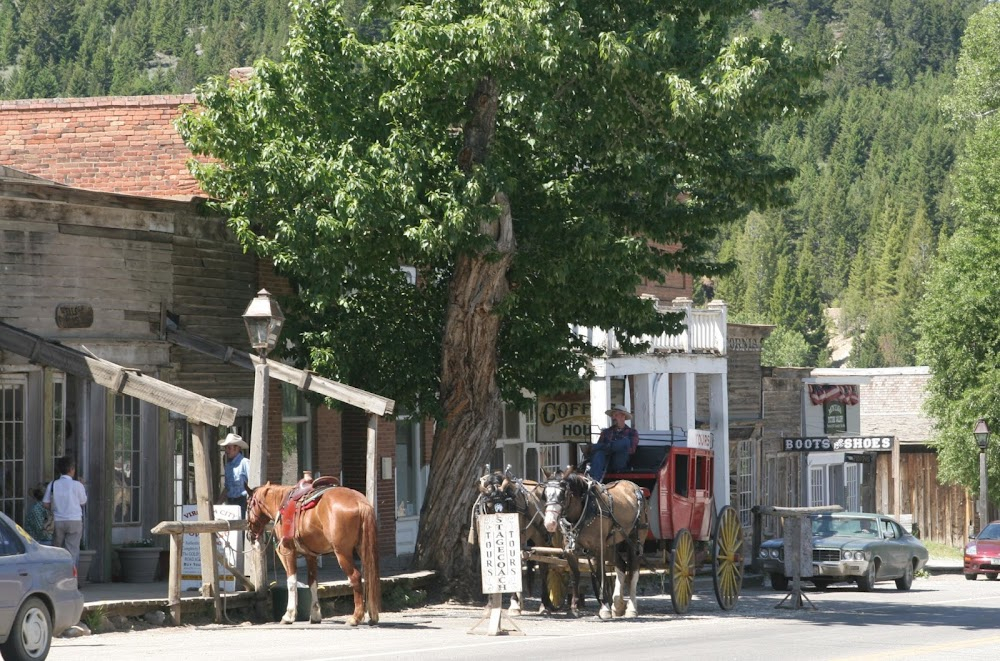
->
[538,606,551,616]
[508,608,521,617]
[310,617,323,624]
[346,617,360,626]
[280,616,295,625]
[598,606,612,621]
[625,607,638,618]
[613,596,626,617]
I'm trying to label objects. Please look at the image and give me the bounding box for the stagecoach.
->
[517,430,745,615]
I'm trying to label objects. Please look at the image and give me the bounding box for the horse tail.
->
[360,501,382,623]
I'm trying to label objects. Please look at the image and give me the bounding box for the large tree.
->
[177,0,828,594]
[917,4,1000,501]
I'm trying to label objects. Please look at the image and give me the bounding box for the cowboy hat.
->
[219,433,248,450]
[605,404,632,420]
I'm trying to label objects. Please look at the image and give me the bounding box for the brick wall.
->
[342,407,397,556]
[0,95,204,198]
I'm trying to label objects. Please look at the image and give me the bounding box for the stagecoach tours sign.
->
[478,513,522,594]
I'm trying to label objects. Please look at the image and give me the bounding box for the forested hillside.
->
[714,0,983,368]
[0,0,293,98]
[0,0,985,370]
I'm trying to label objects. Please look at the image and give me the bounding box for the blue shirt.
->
[224,452,250,498]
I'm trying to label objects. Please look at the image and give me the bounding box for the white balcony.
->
[571,298,727,356]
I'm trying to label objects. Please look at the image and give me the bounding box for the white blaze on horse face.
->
[543,483,564,533]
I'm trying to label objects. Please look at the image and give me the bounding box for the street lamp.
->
[974,418,991,534]
[242,288,283,601]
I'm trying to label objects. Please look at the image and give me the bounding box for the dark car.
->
[0,511,84,661]
[758,512,928,592]
[964,521,1000,580]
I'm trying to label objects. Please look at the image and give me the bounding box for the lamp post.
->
[974,418,991,534]
[242,288,284,600]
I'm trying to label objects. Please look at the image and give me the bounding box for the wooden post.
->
[190,422,222,621]
[248,356,270,613]
[167,533,182,625]
[366,413,378,516]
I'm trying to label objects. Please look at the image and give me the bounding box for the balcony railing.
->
[571,298,727,356]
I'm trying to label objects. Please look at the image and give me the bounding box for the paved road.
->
[51,573,1000,661]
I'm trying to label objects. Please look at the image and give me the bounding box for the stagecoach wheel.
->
[547,566,566,610]
[712,505,745,610]
[669,528,696,615]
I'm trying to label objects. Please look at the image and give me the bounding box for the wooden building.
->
[0,95,403,579]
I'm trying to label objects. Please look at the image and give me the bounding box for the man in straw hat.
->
[587,404,640,481]
[217,432,250,516]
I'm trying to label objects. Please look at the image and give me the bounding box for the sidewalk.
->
[79,553,435,623]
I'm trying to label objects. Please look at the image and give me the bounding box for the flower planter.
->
[117,547,160,583]
[77,548,96,584]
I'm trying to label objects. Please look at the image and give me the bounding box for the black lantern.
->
[242,289,284,354]
[974,418,991,451]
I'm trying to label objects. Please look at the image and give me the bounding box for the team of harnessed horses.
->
[242,446,744,627]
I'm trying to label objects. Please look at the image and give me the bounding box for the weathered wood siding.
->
[0,178,256,401]
[169,213,256,402]
[759,367,812,529]
[874,449,971,548]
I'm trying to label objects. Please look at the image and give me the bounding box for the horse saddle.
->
[278,476,339,540]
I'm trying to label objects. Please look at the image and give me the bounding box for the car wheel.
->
[895,561,914,590]
[965,573,978,581]
[987,574,999,581]
[0,596,52,661]
[770,573,789,591]
[857,560,878,592]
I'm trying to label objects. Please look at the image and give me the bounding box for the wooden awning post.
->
[367,413,378,516]
[248,355,270,614]
[190,422,222,621]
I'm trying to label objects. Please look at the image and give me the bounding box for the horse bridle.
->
[245,488,270,544]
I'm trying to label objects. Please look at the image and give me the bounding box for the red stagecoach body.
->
[603,431,716,543]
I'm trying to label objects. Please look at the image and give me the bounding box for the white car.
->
[0,511,83,660]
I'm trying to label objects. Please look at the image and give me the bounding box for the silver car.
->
[0,511,83,661]
[758,512,928,592]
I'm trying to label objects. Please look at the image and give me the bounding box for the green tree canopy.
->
[177,0,829,591]
[917,3,1000,501]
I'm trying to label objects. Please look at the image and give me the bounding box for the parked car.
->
[0,511,83,661]
[758,512,928,592]
[964,521,1000,581]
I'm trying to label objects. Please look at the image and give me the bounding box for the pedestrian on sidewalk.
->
[218,433,250,517]
[43,455,88,570]
[24,483,54,545]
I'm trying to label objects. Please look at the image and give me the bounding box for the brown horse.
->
[541,468,647,619]
[246,482,381,625]
[472,469,556,615]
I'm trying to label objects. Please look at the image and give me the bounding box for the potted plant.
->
[77,546,96,584]
[116,538,160,583]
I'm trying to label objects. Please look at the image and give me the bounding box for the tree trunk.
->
[413,76,515,599]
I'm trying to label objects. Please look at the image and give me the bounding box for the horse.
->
[471,468,556,615]
[541,468,648,619]
[245,481,381,626]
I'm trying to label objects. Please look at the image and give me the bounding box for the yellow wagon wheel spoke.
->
[712,505,745,610]
[669,528,695,615]
[547,567,566,610]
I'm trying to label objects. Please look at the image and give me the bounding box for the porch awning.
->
[0,320,236,427]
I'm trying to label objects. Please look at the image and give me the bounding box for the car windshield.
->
[810,514,879,538]
[979,523,1000,540]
